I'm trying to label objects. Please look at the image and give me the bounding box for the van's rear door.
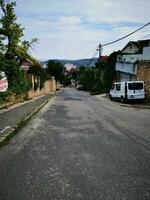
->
[127,82,145,99]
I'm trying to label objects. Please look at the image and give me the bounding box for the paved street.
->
[0,88,150,200]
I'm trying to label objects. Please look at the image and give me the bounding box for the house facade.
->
[20,59,33,70]
[137,61,150,100]
[115,40,150,81]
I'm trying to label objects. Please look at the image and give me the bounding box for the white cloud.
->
[57,16,82,27]
[15,0,150,60]
[82,0,150,23]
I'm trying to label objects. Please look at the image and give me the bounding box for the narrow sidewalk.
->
[0,93,55,144]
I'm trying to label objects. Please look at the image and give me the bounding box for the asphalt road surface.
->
[0,88,150,200]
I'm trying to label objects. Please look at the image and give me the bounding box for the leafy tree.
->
[79,68,96,91]
[63,76,71,87]
[103,51,118,92]
[90,51,118,94]
[78,52,118,94]
[47,60,64,82]
[0,0,37,59]
[79,66,86,72]
[90,77,104,95]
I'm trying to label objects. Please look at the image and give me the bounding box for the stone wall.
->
[137,61,150,100]
[0,93,25,109]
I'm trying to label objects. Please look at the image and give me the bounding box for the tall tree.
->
[79,68,96,91]
[103,51,118,91]
[47,60,64,82]
[0,0,37,59]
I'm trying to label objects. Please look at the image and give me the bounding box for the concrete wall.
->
[137,61,150,100]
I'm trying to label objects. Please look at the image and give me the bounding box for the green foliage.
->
[0,90,11,103]
[0,0,37,59]
[0,56,29,102]
[78,51,118,95]
[90,78,105,95]
[47,60,64,82]
[103,51,118,92]
[63,76,71,86]
[79,68,96,91]
[0,0,38,103]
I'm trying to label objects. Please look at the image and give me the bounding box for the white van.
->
[109,81,145,103]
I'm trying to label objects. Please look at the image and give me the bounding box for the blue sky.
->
[15,0,150,60]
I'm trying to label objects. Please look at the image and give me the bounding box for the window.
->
[128,82,143,90]
[116,84,121,91]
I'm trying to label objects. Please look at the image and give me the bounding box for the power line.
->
[102,22,150,47]
[73,22,150,66]
[80,23,150,63]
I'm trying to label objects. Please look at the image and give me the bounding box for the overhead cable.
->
[102,22,150,47]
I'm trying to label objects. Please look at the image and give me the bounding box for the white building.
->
[115,40,150,81]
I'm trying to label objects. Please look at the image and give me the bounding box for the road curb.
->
[0,93,55,148]
[120,104,150,109]
[100,95,150,109]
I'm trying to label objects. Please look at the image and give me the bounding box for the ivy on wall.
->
[0,56,29,103]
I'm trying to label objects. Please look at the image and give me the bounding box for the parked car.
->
[109,81,145,103]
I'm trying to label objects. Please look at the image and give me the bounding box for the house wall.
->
[116,62,137,75]
[142,47,150,60]
[118,47,150,62]
[115,42,150,85]
[21,61,32,66]
[116,71,136,82]
[122,44,138,54]
[137,61,150,100]
[117,54,142,63]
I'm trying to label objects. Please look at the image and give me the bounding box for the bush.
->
[80,68,95,91]
[63,76,71,86]
[90,78,105,95]
[0,90,12,104]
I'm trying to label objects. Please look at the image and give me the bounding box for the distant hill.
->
[41,58,98,67]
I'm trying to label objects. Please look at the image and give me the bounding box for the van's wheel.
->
[120,96,124,103]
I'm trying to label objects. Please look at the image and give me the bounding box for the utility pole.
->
[97,43,102,62]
